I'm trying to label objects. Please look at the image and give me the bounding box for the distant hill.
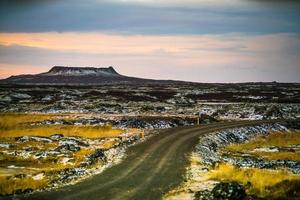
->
[0,66,181,85]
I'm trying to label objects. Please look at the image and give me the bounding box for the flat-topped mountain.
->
[0,66,178,85]
[43,66,120,77]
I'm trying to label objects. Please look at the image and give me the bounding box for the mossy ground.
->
[224,131,300,161]
[0,113,124,138]
[207,163,300,199]
[0,113,138,196]
[208,131,300,199]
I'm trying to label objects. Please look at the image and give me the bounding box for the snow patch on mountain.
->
[42,66,120,77]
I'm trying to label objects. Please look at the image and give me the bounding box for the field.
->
[0,113,124,138]
[0,113,139,196]
[208,130,300,199]
[224,131,300,161]
[207,163,300,199]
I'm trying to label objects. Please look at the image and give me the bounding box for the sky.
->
[0,0,299,82]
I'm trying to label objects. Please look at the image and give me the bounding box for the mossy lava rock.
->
[195,182,247,200]
[212,182,246,200]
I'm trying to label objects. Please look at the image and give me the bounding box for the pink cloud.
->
[0,32,299,82]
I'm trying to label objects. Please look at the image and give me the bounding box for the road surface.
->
[12,120,281,200]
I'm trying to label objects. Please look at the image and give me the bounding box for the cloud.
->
[1,32,299,55]
[104,0,300,8]
[0,0,299,34]
[103,0,246,7]
[0,32,299,82]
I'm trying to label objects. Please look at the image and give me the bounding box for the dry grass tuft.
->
[207,163,300,199]
[0,113,124,138]
[0,113,135,195]
[225,131,300,161]
[0,176,49,196]
[0,113,61,129]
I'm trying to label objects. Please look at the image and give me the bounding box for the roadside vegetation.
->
[224,131,300,161]
[207,130,300,199]
[0,113,123,138]
[207,163,300,199]
[0,113,135,196]
[0,176,49,196]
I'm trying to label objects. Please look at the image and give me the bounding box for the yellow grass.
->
[0,113,130,195]
[101,139,120,149]
[0,113,124,138]
[0,139,59,150]
[1,145,95,170]
[0,168,34,177]
[0,113,63,129]
[207,163,300,199]
[73,148,95,164]
[252,151,300,161]
[1,125,123,138]
[0,176,49,196]
[225,131,300,161]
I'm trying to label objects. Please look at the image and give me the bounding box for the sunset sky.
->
[0,0,299,82]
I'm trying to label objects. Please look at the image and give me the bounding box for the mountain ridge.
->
[0,66,181,85]
[42,66,120,76]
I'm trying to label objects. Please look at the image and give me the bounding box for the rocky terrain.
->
[0,112,197,197]
[195,123,300,173]
[166,122,300,200]
[0,81,299,121]
[0,67,299,199]
[0,128,149,196]
[32,116,194,129]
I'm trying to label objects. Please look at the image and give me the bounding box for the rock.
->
[15,174,27,179]
[85,149,106,165]
[59,168,86,182]
[41,95,53,101]
[32,173,44,180]
[55,144,80,152]
[14,189,24,195]
[13,188,33,195]
[222,155,300,174]
[0,95,12,102]
[60,157,74,165]
[24,146,38,151]
[211,182,246,200]
[10,93,31,99]
[194,190,214,200]
[266,105,283,119]
[252,146,279,153]
[22,188,34,194]
[59,138,89,147]
[16,136,52,143]
[195,124,287,166]
[50,133,64,140]
[114,118,193,129]
[0,143,14,148]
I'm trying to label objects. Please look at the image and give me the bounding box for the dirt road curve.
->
[11,120,283,200]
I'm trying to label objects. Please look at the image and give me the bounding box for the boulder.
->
[55,144,80,152]
[59,138,89,147]
[10,93,31,99]
[50,134,64,140]
[85,149,106,165]
[16,136,52,143]
[194,190,214,200]
[211,182,246,200]
[41,95,53,101]
[0,95,12,102]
